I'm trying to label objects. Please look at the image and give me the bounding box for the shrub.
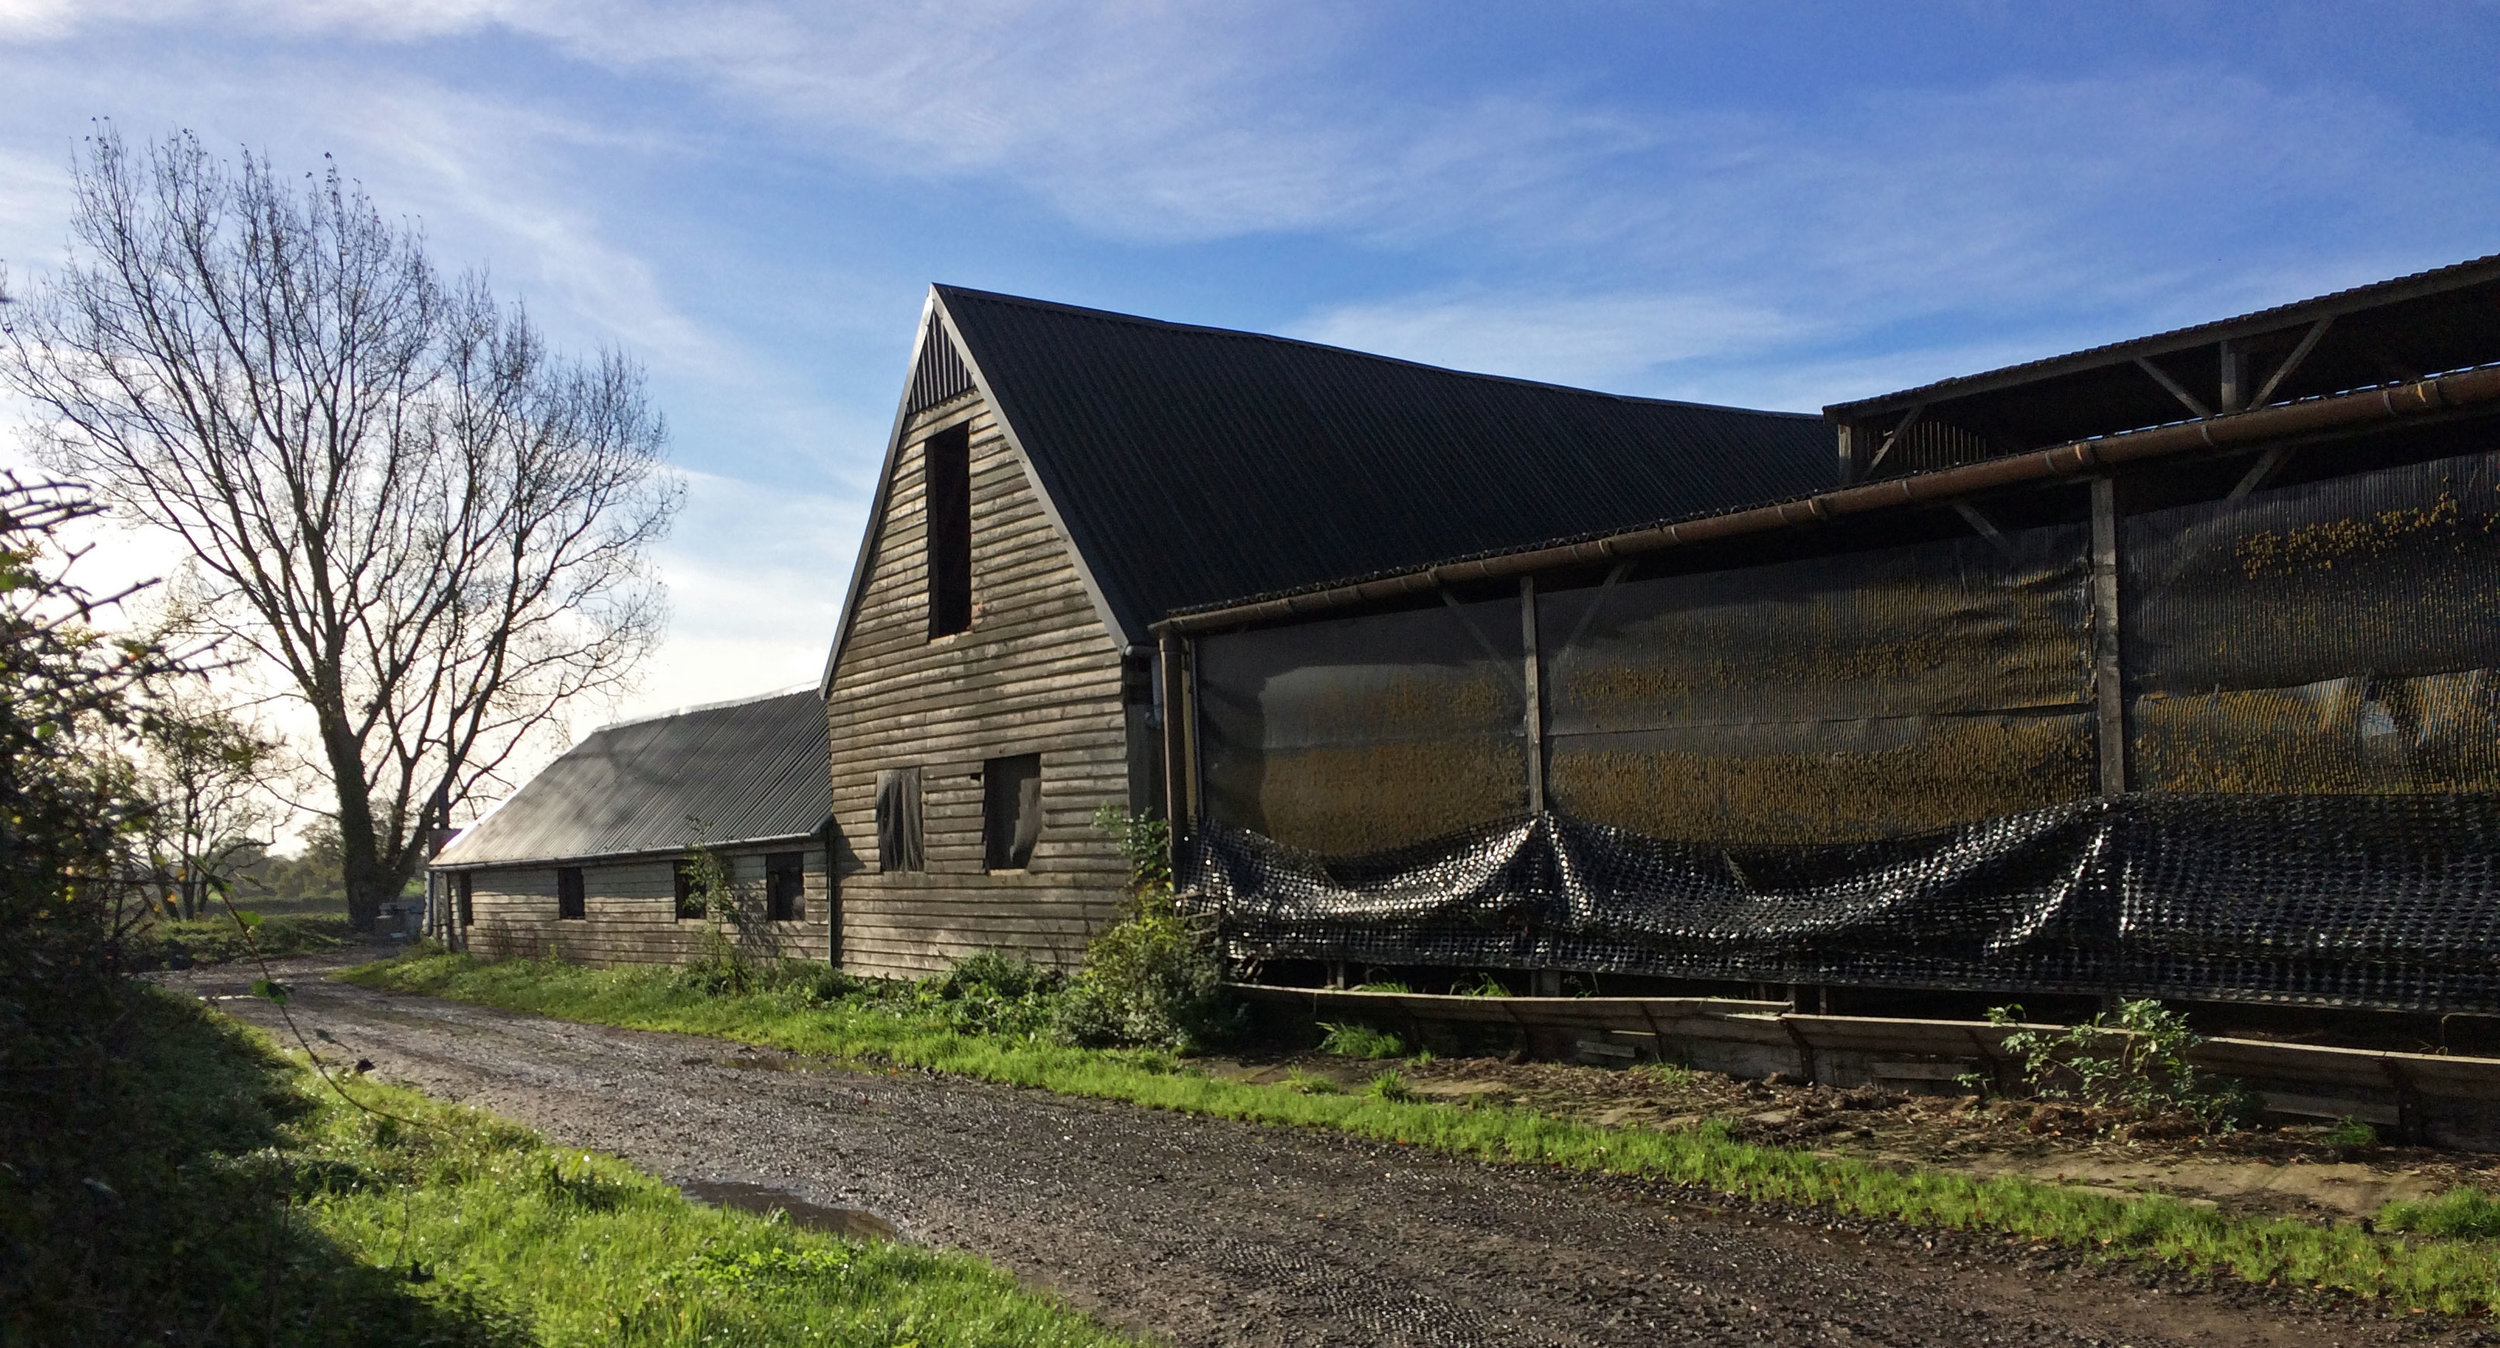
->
[1053,809,1241,1052]
[1985,999,2256,1131]
[922,952,1066,1040]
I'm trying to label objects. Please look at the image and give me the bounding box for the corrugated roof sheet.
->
[1827,251,2500,421]
[433,689,828,869]
[935,287,1834,643]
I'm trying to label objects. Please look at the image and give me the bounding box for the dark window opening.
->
[875,768,923,873]
[924,424,972,638]
[556,867,585,920]
[983,753,1043,872]
[456,872,473,927]
[766,852,804,921]
[673,861,705,920]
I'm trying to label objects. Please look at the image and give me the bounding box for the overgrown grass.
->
[133,911,351,967]
[12,986,1130,1346]
[346,952,2500,1316]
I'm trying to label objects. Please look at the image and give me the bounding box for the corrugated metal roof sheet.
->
[934,287,1834,643]
[433,689,828,869]
[1827,251,2500,421]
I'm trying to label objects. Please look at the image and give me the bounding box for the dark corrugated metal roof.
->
[935,287,1834,644]
[1824,252,2500,451]
[433,689,828,869]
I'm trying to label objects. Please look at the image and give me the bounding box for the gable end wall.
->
[825,391,1131,978]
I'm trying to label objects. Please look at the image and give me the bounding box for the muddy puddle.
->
[680,1179,901,1241]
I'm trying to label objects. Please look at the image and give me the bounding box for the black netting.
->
[1197,595,1527,854]
[2125,447,2500,795]
[1182,795,2500,1012]
[1538,524,2090,844]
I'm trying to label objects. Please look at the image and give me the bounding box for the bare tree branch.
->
[1,128,681,930]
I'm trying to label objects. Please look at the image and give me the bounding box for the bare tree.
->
[128,687,278,920]
[2,129,681,930]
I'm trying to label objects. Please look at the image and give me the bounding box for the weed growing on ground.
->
[1636,1061,1699,1087]
[2380,1189,2500,1240]
[1452,974,1511,997]
[2327,1116,2381,1150]
[1317,1021,1406,1058]
[1983,1000,2257,1131]
[348,953,2500,1314]
[1280,1071,1343,1095]
[1368,1072,1418,1103]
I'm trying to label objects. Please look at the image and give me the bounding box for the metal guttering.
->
[933,286,1834,642]
[432,688,831,870]
[1156,363,2500,635]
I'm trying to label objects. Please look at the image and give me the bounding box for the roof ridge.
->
[931,283,1818,421]
[596,683,818,735]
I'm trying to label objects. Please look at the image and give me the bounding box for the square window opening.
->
[556,867,585,920]
[766,852,804,922]
[983,753,1043,872]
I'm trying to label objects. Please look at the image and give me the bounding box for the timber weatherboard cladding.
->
[463,844,831,966]
[826,393,1131,978]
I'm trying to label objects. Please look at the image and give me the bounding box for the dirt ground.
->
[1219,1052,2500,1226]
[169,953,2500,1348]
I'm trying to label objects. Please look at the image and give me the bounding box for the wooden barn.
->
[821,286,1834,978]
[429,688,834,963]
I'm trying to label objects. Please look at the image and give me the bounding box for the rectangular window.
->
[765,852,804,921]
[875,768,923,873]
[983,753,1043,872]
[556,867,586,920]
[924,424,972,638]
[672,861,705,920]
[456,872,474,927]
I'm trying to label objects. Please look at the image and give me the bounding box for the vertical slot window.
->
[875,768,923,873]
[556,867,585,920]
[925,424,972,638]
[983,753,1043,871]
[765,852,804,921]
[673,861,706,920]
[456,872,474,927]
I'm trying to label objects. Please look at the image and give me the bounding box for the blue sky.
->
[5,0,2499,737]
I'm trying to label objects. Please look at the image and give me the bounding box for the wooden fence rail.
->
[1230,983,2500,1150]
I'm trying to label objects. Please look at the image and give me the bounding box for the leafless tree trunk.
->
[2,130,680,930]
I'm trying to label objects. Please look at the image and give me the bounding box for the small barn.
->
[430,688,834,964]
[822,286,1833,977]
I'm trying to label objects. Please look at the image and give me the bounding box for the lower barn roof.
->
[432,688,829,870]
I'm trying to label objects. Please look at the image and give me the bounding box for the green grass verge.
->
[11,986,1130,1346]
[346,952,2500,1316]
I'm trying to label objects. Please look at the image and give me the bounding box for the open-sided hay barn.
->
[1161,253,2500,1018]
[429,689,833,963]
[818,287,1833,977]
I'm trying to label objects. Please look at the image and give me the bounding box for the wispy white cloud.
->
[1291,289,1818,395]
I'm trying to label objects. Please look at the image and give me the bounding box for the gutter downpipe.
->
[1153,367,2500,637]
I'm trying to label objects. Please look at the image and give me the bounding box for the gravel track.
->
[179,957,2482,1347]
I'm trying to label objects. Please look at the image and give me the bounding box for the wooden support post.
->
[2219,337,2247,413]
[1521,575,1545,815]
[2091,477,2127,798]
[1158,633,1196,841]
